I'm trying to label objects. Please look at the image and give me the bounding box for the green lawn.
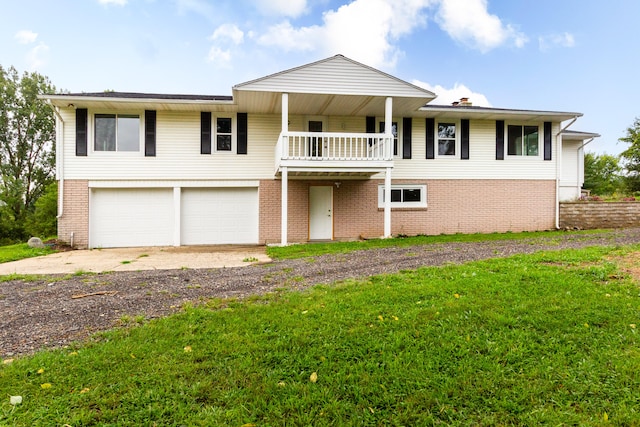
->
[0,242,55,264]
[266,229,603,259]
[1,245,639,425]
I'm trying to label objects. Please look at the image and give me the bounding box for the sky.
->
[2,0,639,155]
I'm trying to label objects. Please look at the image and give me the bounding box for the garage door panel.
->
[90,189,174,248]
[181,188,258,245]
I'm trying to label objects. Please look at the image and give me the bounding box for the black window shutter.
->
[201,112,211,154]
[145,110,156,157]
[544,121,552,161]
[237,113,248,155]
[461,119,470,160]
[426,118,435,159]
[402,117,412,159]
[75,108,88,156]
[495,120,504,160]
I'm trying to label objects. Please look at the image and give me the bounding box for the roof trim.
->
[40,92,234,105]
[420,104,583,118]
[560,130,601,139]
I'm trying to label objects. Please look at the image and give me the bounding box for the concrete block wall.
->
[559,202,640,229]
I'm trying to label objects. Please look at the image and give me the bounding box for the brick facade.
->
[260,179,556,244]
[58,180,89,248]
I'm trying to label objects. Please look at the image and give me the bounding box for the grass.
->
[2,244,640,425]
[266,229,605,260]
[0,242,56,264]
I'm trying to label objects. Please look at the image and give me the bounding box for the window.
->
[507,125,539,156]
[438,122,456,156]
[378,184,427,208]
[94,114,140,152]
[216,117,233,151]
[379,121,398,156]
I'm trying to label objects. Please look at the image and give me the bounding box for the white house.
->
[41,55,597,248]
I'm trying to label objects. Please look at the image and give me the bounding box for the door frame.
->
[308,185,333,241]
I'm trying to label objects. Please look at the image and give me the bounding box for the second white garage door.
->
[180,188,259,245]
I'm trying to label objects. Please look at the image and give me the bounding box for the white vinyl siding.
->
[61,110,279,180]
[236,56,431,98]
[389,119,559,180]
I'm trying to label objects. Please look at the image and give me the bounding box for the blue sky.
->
[2,0,638,155]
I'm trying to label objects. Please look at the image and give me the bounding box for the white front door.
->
[309,186,333,240]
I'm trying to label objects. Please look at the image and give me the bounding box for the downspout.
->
[554,117,578,229]
[47,101,65,218]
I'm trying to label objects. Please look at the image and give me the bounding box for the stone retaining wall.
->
[559,202,640,229]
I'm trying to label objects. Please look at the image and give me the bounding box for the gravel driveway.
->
[3,228,640,358]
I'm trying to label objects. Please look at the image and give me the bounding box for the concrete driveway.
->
[0,245,271,275]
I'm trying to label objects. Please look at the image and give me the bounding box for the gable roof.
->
[232,54,435,115]
[234,54,435,98]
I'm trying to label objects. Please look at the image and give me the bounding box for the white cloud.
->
[26,42,50,71]
[257,0,434,69]
[255,0,528,69]
[207,46,232,67]
[435,0,527,52]
[210,24,244,45]
[98,0,128,5]
[413,80,492,107]
[539,32,575,52]
[254,0,308,18]
[15,30,38,44]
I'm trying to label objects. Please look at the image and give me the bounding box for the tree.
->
[583,152,623,195]
[619,117,640,192]
[0,66,56,241]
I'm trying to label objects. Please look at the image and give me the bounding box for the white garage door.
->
[90,188,174,248]
[181,188,258,245]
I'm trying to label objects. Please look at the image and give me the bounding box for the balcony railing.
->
[275,131,393,171]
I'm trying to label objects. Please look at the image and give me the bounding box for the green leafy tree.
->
[26,182,58,239]
[619,117,640,192]
[583,152,622,195]
[0,66,56,241]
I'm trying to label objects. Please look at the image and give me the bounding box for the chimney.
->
[451,101,459,106]
[459,97,472,107]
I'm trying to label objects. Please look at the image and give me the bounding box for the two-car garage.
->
[89,186,259,248]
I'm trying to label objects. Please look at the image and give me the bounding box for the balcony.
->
[275,131,394,176]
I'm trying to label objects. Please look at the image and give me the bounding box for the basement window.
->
[378,184,427,208]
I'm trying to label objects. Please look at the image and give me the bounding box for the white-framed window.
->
[507,124,540,157]
[215,116,234,152]
[437,121,458,156]
[94,113,141,152]
[378,184,427,208]
[379,120,399,156]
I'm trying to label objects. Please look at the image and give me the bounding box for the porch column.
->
[281,166,288,246]
[385,97,393,159]
[282,93,289,133]
[384,167,392,238]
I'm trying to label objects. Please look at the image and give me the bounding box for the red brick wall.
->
[259,179,556,243]
[58,180,89,248]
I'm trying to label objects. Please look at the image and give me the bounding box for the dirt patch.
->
[609,251,640,284]
[3,228,640,358]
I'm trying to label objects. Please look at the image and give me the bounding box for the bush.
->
[26,182,58,239]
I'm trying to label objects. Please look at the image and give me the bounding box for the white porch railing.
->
[275,131,393,170]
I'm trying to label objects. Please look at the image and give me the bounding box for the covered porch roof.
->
[232,54,436,117]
